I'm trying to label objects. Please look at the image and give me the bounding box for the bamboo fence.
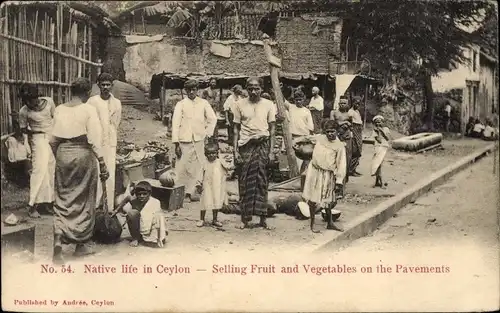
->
[0,3,103,134]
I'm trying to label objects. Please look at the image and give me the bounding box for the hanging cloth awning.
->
[333,74,357,111]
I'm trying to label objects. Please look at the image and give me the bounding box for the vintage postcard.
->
[1,0,499,312]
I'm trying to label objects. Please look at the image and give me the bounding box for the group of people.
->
[13,73,394,262]
[14,74,167,264]
[172,77,393,233]
[465,116,499,140]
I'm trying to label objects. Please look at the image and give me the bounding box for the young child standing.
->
[371,115,392,188]
[301,120,346,233]
[195,142,232,228]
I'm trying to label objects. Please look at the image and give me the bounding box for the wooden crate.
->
[142,179,185,211]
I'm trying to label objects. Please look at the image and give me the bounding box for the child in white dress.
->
[195,142,233,228]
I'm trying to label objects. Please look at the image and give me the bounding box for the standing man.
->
[308,86,324,134]
[233,77,276,230]
[348,98,363,176]
[18,83,56,218]
[223,84,244,144]
[285,89,314,171]
[172,79,217,202]
[444,101,452,133]
[331,97,353,185]
[88,73,122,211]
[201,78,221,138]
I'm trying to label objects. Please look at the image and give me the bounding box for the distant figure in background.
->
[201,78,221,138]
[49,77,109,263]
[88,73,122,211]
[331,98,353,184]
[348,98,363,176]
[465,116,475,137]
[308,86,324,134]
[284,89,314,171]
[172,79,217,203]
[443,101,452,132]
[223,84,244,144]
[371,115,392,188]
[471,118,485,138]
[482,119,499,141]
[18,83,56,218]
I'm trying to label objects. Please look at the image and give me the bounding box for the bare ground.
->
[1,105,493,262]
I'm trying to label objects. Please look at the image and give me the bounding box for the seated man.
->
[471,118,485,138]
[114,181,168,247]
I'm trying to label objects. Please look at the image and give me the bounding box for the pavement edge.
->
[302,142,498,254]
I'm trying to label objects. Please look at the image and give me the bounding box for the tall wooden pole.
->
[262,34,299,178]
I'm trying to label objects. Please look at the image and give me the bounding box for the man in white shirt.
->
[284,90,314,170]
[172,79,217,202]
[88,73,122,211]
[223,84,244,144]
[443,101,452,132]
[233,77,276,230]
[308,86,324,134]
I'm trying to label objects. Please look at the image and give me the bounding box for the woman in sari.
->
[49,78,109,264]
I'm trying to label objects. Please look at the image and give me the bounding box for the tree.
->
[337,0,496,128]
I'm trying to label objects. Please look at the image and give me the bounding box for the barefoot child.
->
[195,142,233,228]
[114,181,167,247]
[371,115,392,188]
[301,120,346,233]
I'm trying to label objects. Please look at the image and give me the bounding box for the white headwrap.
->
[312,86,320,92]
[372,115,384,123]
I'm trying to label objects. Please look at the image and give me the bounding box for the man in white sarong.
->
[172,79,217,202]
[18,83,56,218]
[88,73,122,211]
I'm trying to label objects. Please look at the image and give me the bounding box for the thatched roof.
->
[112,1,194,23]
[1,1,120,33]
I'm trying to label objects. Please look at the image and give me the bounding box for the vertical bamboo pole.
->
[3,5,12,131]
[82,23,87,78]
[88,24,93,81]
[50,21,55,98]
[12,10,18,112]
[88,25,94,82]
[57,4,63,102]
[160,78,165,118]
[66,12,72,100]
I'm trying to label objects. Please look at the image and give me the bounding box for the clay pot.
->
[293,142,315,161]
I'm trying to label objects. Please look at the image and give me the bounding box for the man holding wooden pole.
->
[88,73,122,211]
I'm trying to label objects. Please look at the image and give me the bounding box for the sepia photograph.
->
[1,0,499,312]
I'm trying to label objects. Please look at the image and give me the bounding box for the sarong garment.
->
[28,133,55,206]
[238,138,270,222]
[342,138,352,183]
[53,136,98,244]
[350,123,363,174]
[310,110,323,134]
[371,146,388,175]
[175,140,205,195]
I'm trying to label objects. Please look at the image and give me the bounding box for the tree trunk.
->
[422,73,435,130]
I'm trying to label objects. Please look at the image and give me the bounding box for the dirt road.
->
[325,154,500,311]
